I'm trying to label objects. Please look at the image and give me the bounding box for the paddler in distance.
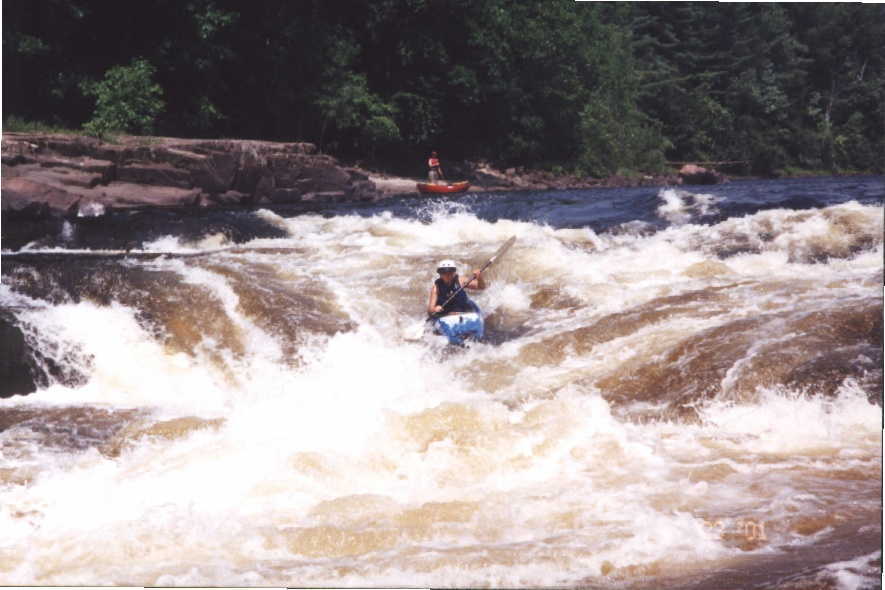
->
[427,150,445,185]
[427,260,485,317]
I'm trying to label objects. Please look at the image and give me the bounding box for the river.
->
[1,176,882,588]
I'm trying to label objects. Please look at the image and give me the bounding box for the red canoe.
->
[416,181,471,194]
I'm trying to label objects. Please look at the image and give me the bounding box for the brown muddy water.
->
[1,177,882,588]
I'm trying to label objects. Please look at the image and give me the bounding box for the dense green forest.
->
[4,1,884,176]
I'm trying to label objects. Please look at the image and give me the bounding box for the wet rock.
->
[302,190,347,202]
[270,187,303,203]
[208,190,251,205]
[101,416,225,458]
[0,311,37,398]
[596,297,883,419]
[349,179,379,201]
[0,406,144,451]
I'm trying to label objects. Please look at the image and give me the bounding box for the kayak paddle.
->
[402,235,517,341]
[428,235,516,321]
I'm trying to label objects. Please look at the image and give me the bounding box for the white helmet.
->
[436,259,457,272]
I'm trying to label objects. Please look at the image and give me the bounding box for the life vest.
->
[435,275,472,313]
[428,157,440,169]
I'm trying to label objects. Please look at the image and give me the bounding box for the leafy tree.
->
[83,59,164,137]
[3,0,91,125]
[313,33,400,157]
[81,58,165,137]
[4,1,883,175]
[391,91,441,147]
[579,4,667,176]
[791,4,885,172]
[161,0,238,135]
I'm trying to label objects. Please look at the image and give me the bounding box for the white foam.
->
[142,232,232,253]
[5,300,231,415]
[824,550,882,590]
[77,201,106,217]
[1,199,881,586]
[697,383,881,454]
[657,188,722,224]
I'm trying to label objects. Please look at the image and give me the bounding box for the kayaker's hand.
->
[432,305,444,314]
[468,268,485,290]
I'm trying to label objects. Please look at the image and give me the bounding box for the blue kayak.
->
[432,302,484,345]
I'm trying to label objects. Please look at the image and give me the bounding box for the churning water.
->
[1,176,882,588]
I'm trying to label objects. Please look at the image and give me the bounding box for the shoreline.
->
[363,167,688,197]
[357,162,879,198]
[3,130,874,205]
[3,131,878,250]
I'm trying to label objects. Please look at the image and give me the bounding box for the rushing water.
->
[1,176,882,588]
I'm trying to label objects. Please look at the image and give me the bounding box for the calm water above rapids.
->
[1,176,883,588]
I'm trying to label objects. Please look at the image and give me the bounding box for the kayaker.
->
[427,259,485,316]
[427,151,445,184]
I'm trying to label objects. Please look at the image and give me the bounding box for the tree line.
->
[3,1,883,176]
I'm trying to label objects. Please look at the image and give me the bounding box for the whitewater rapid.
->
[0,183,882,588]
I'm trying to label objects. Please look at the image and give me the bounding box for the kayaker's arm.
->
[461,269,485,290]
[427,284,444,315]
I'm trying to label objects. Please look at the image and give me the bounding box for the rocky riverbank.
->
[1,132,731,250]
[362,160,731,198]
[1,132,389,250]
[1,132,379,217]
[364,161,691,197]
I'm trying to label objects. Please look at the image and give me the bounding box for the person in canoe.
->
[427,150,445,184]
[427,259,485,317]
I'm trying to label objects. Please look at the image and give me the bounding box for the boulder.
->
[296,160,352,192]
[472,170,513,188]
[679,164,727,185]
[1,177,81,217]
[348,179,380,201]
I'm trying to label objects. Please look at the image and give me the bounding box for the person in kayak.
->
[427,151,445,184]
[427,259,485,316]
